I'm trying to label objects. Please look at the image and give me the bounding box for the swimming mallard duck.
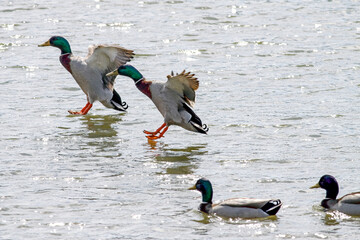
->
[38,36,134,115]
[106,65,208,139]
[310,175,360,216]
[189,178,282,218]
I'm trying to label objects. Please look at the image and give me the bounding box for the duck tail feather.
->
[190,122,209,134]
[261,199,282,216]
[182,102,208,134]
[111,89,128,111]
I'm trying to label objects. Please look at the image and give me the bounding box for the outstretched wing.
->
[85,44,134,89]
[165,70,199,107]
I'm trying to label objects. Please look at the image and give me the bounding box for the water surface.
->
[1,0,360,239]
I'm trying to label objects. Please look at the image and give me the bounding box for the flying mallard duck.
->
[310,175,360,216]
[188,178,282,218]
[106,65,208,139]
[38,36,134,115]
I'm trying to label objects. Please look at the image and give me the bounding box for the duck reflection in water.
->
[147,142,207,175]
[80,114,122,138]
[74,114,124,153]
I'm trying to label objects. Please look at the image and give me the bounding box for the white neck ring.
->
[134,78,144,85]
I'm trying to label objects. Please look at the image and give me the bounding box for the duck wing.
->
[213,198,281,218]
[165,70,199,107]
[218,198,273,209]
[339,192,360,204]
[85,44,134,89]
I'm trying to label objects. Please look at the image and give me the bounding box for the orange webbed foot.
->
[144,124,169,140]
[143,130,157,135]
[68,102,92,115]
[146,135,163,140]
[68,110,84,115]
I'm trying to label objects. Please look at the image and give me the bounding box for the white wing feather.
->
[85,44,134,88]
[165,70,199,107]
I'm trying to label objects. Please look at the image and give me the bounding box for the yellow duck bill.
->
[188,185,196,190]
[106,69,119,77]
[38,40,51,47]
[310,183,320,189]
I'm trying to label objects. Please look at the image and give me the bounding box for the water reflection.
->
[323,212,341,226]
[322,211,357,225]
[194,211,279,224]
[62,114,125,153]
[80,114,123,138]
[191,208,280,237]
[193,211,213,224]
[148,143,207,175]
[146,139,158,150]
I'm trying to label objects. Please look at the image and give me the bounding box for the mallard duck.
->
[106,65,208,139]
[310,175,360,216]
[38,36,134,115]
[188,178,282,218]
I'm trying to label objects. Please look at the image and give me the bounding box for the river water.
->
[1,0,360,239]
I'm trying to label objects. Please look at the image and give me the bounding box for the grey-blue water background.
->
[1,0,360,239]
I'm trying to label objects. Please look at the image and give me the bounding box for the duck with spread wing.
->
[106,65,208,139]
[39,36,134,115]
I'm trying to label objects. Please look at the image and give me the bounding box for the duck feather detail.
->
[86,45,134,89]
[217,198,276,209]
[165,70,199,107]
[211,204,270,218]
[338,192,360,204]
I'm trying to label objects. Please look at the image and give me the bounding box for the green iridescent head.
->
[38,36,72,54]
[189,178,213,203]
[106,65,143,81]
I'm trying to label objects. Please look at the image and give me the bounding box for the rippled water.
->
[1,0,360,239]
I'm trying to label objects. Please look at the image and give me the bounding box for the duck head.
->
[310,175,339,199]
[38,36,72,54]
[189,178,213,203]
[106,65,143,81]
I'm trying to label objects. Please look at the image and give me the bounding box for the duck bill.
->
[106,69,119,77]
[38,40,51,47]
[188,185,196,190]
[310,183,320,189]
